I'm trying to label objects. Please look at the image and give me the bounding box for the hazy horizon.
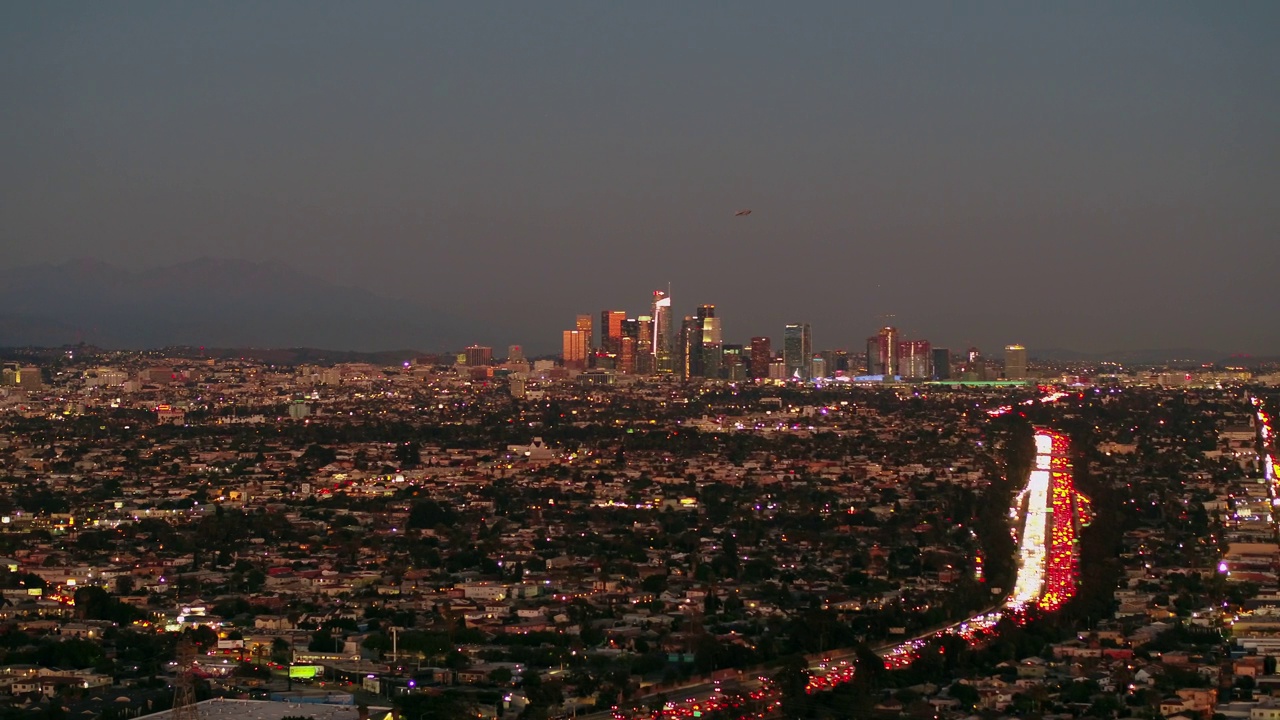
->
[3,3,1278,354]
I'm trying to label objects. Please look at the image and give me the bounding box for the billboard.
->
[289,665,322,680]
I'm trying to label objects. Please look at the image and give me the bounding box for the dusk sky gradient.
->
[2,2,1278,355]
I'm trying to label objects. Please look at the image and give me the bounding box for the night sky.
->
[2,2,1278,355]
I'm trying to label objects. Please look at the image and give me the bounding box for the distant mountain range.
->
[0,258,1270,366]
[0,258,470,351]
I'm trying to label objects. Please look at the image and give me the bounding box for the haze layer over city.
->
[2,5,1280,720]
[2,3,1279,356]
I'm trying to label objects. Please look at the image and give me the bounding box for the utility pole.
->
[171,639,200,720]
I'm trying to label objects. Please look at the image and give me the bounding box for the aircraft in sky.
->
[734,209,752,217]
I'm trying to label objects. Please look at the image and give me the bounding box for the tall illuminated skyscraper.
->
[600,310,626,353]
[783,323,811,380]
[652,290,673,373]
[750,337,772,379]
[877,326,899,379]
[635,315,654,374]
[687,304,717,377]
[576,314,593,352]
[562,330,587,370]
[675,316,698,380]
[619,336,636,374]
[701,314,723,379]
[896,340,931,378]
[1004,344,1028,380]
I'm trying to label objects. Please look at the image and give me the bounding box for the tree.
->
[271,638,292,665]
[949,681,979,710]
[308,628,337,653]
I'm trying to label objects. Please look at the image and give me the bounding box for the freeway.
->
[585,413,1082,720]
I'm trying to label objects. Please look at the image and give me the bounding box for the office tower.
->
[601,310,626,353]
[896,340,931,378]
[750,337,772,379]
[866,336,883,375]
[703,343,724,379]
[652,290,673,373]
[507,345,524,363]
[825,350,849,375]
[635,315,654,374]
[962,347,983,379]
[877,326,899,378]
[619,336,636,374]
[464,345,493,367]
[722,344,746,382]
[810,355,826,380]
[621,317,640,343]
[931,348,951,380]
[576,314,593,352]
[688,304,720,378]
[783,323,812,380]
[562,330,587,370]
[675,316,699,380]
[768,360,788,380]
[1005,344,1028,380]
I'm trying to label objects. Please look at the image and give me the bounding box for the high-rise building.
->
[1004,344,1028,380]
[810,355,826,380]
[672,316,694,380]
[686,305,714,377]
[562,330,587,370]
[722,344,746,382]
[600,310,626,353]
[824,350,850,375]
[688,304,722,378]
[507,345,524,363]
[750,337,772,379]
[866,336,883,375]
[635,315,654,374]
[464,345,493,367]
[619,336,636,374]
[652,290,673,373]
[877,327,899,378]
[783,323,812,380]
[896,340,931,378]
[931,348,951,380]
[576,314,594,352]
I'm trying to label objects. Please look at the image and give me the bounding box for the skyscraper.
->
[619,336,636,374]
[576,314,593,352]
[562,330,587,370]
[689,304,717,378]
[750,336,772,379]
[783,323,812,380]
[931,347,951,380]
[600,310,626,353]
[634,316,653,374]
[676,316,699,380]
[877,326,899,379]
[702,316,723,379]
[896,340,931,378]
[866,336,883,375]
[652,290,673,373]
[1005,344,1028,380]
[722,344,746,382]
